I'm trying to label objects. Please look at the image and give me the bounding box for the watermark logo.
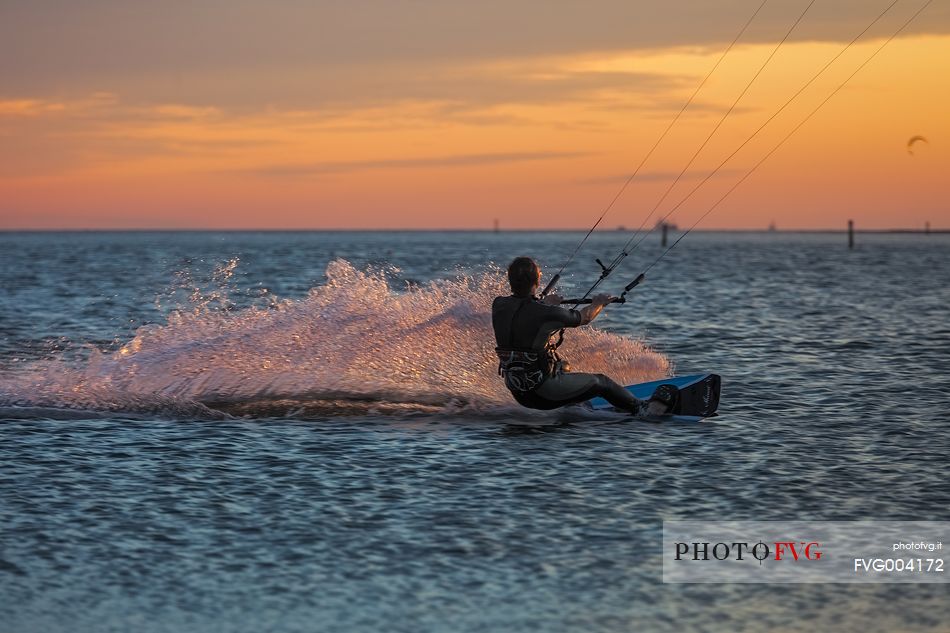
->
[674,540,822,562]
[663,521,946,584]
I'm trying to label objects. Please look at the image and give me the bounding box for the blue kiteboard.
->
[587,373,721,422]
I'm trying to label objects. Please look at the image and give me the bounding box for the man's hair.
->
[508,256,540,296]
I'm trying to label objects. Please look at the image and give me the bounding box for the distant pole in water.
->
[661,222,669,247]
[848,220,854,249]
[925,221,930,234]
[493,218,500,233]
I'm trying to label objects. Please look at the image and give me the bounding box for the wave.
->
[0,260,670,419]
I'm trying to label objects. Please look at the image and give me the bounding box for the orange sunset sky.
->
[1,0,947,230]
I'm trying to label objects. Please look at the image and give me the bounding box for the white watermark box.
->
[663,521,947,583]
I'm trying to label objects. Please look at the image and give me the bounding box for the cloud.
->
[0,94,282,177]
[0,86,593,179]
[0,99,65,116]
[3,1,946,106]
[577,168,743,185]
[246,151,592,177]
[151,104,222,119]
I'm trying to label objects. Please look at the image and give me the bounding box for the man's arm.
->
[542,292,614,326]
[578,293,613,325]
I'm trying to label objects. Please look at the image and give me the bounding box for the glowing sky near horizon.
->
[1,0,947,230]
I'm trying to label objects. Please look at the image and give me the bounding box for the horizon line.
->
[0,227,946,234]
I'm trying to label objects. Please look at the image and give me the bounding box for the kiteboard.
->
[586,373,721,422]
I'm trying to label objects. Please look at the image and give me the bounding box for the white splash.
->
[0,260,670,417]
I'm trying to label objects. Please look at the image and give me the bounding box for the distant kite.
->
[907,135,929,155]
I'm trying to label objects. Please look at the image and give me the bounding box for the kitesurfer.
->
[492,257,677,415]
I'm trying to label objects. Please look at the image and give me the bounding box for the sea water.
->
[1,230,948,632]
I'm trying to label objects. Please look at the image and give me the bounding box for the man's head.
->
[507,256,541,297]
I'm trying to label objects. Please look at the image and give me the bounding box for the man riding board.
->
[492,256,677,415]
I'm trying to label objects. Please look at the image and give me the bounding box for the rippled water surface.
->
[1,231,948,632]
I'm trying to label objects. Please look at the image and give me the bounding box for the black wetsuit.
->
[491,295,642,412]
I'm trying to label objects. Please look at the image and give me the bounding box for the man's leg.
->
[531,372,643,413]
[593,374,645,413]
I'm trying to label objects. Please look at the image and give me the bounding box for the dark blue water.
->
[1,231,948,632]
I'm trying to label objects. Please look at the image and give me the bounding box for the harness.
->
[495,298,560,394]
